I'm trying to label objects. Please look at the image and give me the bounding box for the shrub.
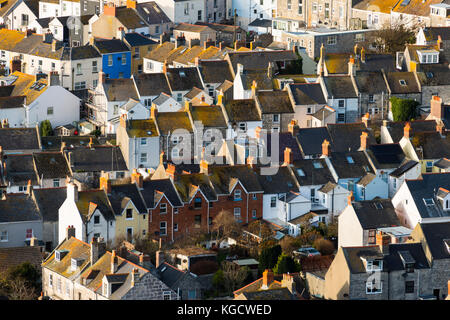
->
[313,238,335,255]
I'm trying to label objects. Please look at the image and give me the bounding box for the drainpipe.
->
[207,200,210,233]
[246,192,249,224]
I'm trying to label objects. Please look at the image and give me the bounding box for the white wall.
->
[39,2,60,19]
[129,136,160,169]
[0,107,26,127]
[26,86,80,128]
[86,209,115,244]
[58,195,85,244]
[338,204,364,248]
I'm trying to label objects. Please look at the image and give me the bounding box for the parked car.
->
[294,247,321,257]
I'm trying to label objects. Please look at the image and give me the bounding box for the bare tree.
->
[374,21,417,54]
[7,278,38,300]
[221,261,248,295]
[211,210,242,241]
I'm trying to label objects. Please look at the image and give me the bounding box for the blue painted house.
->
[93,38,131,79]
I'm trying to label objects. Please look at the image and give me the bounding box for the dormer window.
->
[297,169,305,177]
[71,258,84,271]
[366,259,382,272]
[55,250,68,262]
[417,50,439,64]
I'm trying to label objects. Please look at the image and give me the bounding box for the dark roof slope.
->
[419,221,450,260]
[133,73,171,97]
[165,67,203,91]
[94,38,130,54]
[327,123,376,152]
[141,179,182,208]
[66,146,128,172]
[124,32,157,47]
[323,76,357,98]
[296,127,331,157]
[291,158,335,186]
[0,193,41,223]
[108,183,147,215]
[0,127,40,151]
[0,246,43,273]
[329,151,374,179]
[384,120,436,143]
[136,1,171,25]
[366,143,405,169]
[198,60,233,84]
[32,187,67,222]
[289,83,327,105]
[33,152,71,179]
[223,99,261,122]
[103,78,139,101]
[256,90,294,114]
[341,246,384,274]
[352,199,400,229]
[384,243,430,271]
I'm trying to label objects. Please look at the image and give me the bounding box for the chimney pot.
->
[284,147,292,165]
[360,131,369,151]
[403,122,411,139]
[322,139,331,157]
[262,269,274,289]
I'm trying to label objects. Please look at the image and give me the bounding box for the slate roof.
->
[384,120,437,143]
[434,158,450,169]
[32,187,67,222]
[291,158,335,186]
[141,178,182,208]
[66,146,128,172]
[411,132,450,159]
[239,69,273,90]
[41,136,99,151]
[133,73,171,97]
[94,38,130,54]
[2,154,36,188]
[417,62,450,86]
[165,67,203,92]
[152,92,174,106]
[156,262,186,288]
[248,18,273,27]
[327,123,376,152]
[198,60,233,84]
[136,1,171,25]
[173,45,204,66]
[174,23,212,33]
[144,41,175,62]
[341,246,384,274]
[108,183,147,215]
[103,78,139,102]
[240,287,298,300]
[125,119,159,138]
[124,32,157,47]
[329,151,374,179]
[354,71,389,95]
[365,143,405,169]
[352,199,400,229]
[0,193,42,223]
[256,90,294,114]
[227,50,298,74]
[289,83,327,105]
[266,132,303,163]
[190,105,227,128]
[154,111,193,135]
[418,221,450,260]
[405,173,450,219]
[76,189,115,222]
[421,27,450,41]
[0,246,43,273]
[115,6,149,29]
[33,152,71,179]
[0,127,40,151]
[296,127,331,157]
[255,165,298,194]
[384,243,430,271]
[386,72,420,94]
[209,165,264,195]
[223,99,261,122]
[322,76,357,98]
[389,160,418,178]
[173,172,217,202]
[318,181,338,194]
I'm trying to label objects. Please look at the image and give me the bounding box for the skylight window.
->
[346,156,354,164]
[374,202,383,210]
[399,79,407,86]
[423,198,435,206]
[297,169,305,176]
[313,161,323,169]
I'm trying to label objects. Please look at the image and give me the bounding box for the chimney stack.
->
[126,0,136,9]
[284,147,292,165]
[437,122,445,135]
[111,250,118,273]
[159,151,165,165]
[120,114,127,128]
[347,191,354,205]
[99,171,111,194]
[104,3,116,16]
[362,112,370,128]
[251,80,258,98]
[360,47,366,63]
[162,60,168,74]
[26,179,33,195]
[217,90,224,105]
[194,56,200,67]
[261,269,274,290]
[66,225,76,241]
[281,274,296,295]
[360,131,369,151]
[403,122,411,139]
[437,35,443,51]
[322,139,331,157]
[51,39,57,52]
[430,95,443,119]
[131,268,139,287]
[267,62,273,79]
[88,137,94,149]
[155,250,164,268]
[288,119,299,136]
[98,72,106,84]
[348,56,356,76]
[246,156,256,168]
[90,237,106,266]
[139,253,144,266]
[67,182,78,202]
[131,169,143,188]
[150,105,158,119]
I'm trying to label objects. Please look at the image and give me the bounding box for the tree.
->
[211,210,242,241]
[7,262,40,291]
[212,269,225,292]
[313,238,335,255]
[258,244,281,272]
[273,253,299,274]
[374,22,416,54]
[279,236,298,254]
[390,97,419,121]
[221,261,248,295]
[39,120,53,137]
[247,220,273,240]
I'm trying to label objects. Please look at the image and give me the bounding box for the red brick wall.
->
[148,185,263,242]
